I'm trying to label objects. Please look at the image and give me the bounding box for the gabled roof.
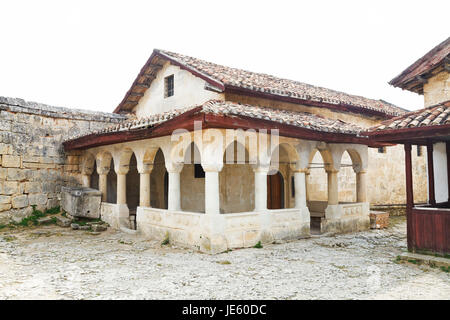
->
[366,100,450,144]
[114,49,405,117]
[389,37,450,94]
[369,100,450,132]
[65,100,368,150]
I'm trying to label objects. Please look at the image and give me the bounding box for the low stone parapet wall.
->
[136,206,311,254]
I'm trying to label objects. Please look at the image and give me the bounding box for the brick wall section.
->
[0,96,126,224]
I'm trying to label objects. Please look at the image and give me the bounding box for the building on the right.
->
[367,37,450,255]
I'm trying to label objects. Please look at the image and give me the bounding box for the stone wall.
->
[423,71,449,107]
[0,96,125,224]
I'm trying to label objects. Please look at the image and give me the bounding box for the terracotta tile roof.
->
[115,49,406,117]
[389,37,450,94]
[67,100,363,143]
[201,100,362,134]
[369,100,450,132]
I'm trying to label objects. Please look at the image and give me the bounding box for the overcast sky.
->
[0,0,448,113]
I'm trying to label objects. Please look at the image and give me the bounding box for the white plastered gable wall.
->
[133,61,224,118]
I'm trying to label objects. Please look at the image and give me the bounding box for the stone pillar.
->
[97,167,109,202]
[327,169,339,205]
[139,165,153,207]
[203,165,221,214]
[254,166,269,212]
[294,170,307,208]
[117,173,127,205]
[81,174,91,188]
[356,170,367,203]
[167,165,182,211]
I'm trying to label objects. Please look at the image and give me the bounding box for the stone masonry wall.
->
[0,97,125,225]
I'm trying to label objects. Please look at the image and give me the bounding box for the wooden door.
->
[267,172,284,209]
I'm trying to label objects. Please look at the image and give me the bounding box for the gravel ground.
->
[0,216,448,300]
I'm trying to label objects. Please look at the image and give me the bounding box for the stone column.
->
[81,174,91,188]
[293,170,307,208]
[97,167,109,202]
[327,169,339,205]
[117,173,127,205]
[139,165,153,207]
[167,165,182,211]
[203,164,221,214]
[254,166,269,212]
[356,170,367,203]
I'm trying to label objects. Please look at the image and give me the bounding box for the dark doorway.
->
[267,172,284,209]
[164,171,169,209]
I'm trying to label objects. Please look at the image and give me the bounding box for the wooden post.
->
[404,143,414,252]
[427,143,436,206]
[446,142,450,203]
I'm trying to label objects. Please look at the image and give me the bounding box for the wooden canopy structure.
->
[366,101,450,255]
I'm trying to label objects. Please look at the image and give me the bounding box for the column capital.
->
[165,162,183,173]
[138,163,154,174]
[97,166,110,175]
[115,164,129,175]
[201,162,223,173]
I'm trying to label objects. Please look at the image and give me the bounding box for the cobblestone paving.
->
[0,217,448,300]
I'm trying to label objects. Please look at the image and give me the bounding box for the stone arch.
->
[150,148,168,209]
[268,143,299,209]
[93,151,116,203]
[180,142,205,213]
[220,140,255,213]
[126,152,140,213]
[338,150,357,203]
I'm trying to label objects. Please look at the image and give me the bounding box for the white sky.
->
[0,0,448,113]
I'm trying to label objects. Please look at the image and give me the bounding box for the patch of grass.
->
[161,232,170,246]
[407,259,420,265]
[253,241,263,249]
[217,260,231,265]
[44,206,60,215]
[0,224,7,230]
[440,266,450,273]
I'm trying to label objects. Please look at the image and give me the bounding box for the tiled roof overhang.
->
[113,49,405,118]
[389,37,450,94]
[65,101,384,151]
[365,101,450,145]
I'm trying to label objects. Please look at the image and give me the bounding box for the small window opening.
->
[164,75,174,98]
[378,147,386,154]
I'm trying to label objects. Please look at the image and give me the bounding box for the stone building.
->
[58,49,427,253]
[368,37,450,255]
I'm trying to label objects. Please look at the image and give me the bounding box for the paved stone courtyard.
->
[0,216,448,300]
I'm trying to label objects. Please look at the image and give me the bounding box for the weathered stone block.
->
[1,181,19,195]
[2,155,21,168]
[0,203,12,212]
[12,195,28,209]
[7,168,30,181]
[61,187,101,218]
[55,215,71,227]
[0,195,11,204]
[0,143,11,155]
[28,193,48,206]
[0,168,6,179]
[24,182,41,193]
